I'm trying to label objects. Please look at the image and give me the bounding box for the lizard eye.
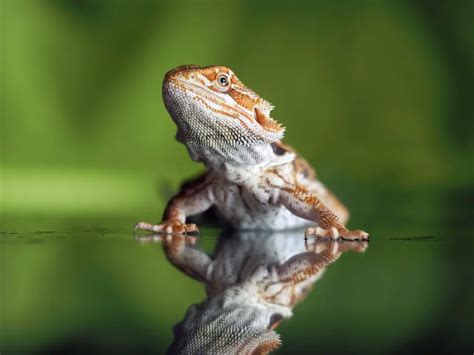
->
[217,74,230,88]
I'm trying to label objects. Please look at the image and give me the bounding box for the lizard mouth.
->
[253,107,284,134]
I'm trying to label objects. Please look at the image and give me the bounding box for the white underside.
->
[212,181,313,230]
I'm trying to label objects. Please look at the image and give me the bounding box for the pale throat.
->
[172,106,279,168]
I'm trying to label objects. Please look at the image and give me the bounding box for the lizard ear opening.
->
[254,106,285,138]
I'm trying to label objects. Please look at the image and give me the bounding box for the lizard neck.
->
[176,125,281,167]
[204,146,296,184]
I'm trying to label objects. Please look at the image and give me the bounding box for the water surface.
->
[1,188,473,354]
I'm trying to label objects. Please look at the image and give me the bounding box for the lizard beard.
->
[168,101,277,166]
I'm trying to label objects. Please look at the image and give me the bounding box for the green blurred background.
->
[1,0,473,353]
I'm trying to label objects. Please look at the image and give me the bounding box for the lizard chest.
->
[211,178,310,230]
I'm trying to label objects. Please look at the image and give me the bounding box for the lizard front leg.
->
[135,174,214,234]
[277,185,369,240]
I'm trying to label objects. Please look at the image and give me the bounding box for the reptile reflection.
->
[138,232,367,354]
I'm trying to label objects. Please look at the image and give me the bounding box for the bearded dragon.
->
[137,231,367,354]
[136,65,368,240]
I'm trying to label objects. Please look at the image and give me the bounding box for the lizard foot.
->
[339,229,369,241]
[135,220,199,234]
[305,226,369,241]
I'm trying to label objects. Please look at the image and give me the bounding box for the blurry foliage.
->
[2,0,473,217]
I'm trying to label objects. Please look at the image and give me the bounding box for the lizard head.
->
[162,65,285,165]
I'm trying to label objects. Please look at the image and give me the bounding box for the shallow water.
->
[1,187,473,354]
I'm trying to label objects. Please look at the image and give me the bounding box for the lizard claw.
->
[339,229,369,241]
[135,220,199,235]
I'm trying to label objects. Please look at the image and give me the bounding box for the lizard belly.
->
[212,182,311,230]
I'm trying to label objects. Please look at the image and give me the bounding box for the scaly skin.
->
[136,65,368,240]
